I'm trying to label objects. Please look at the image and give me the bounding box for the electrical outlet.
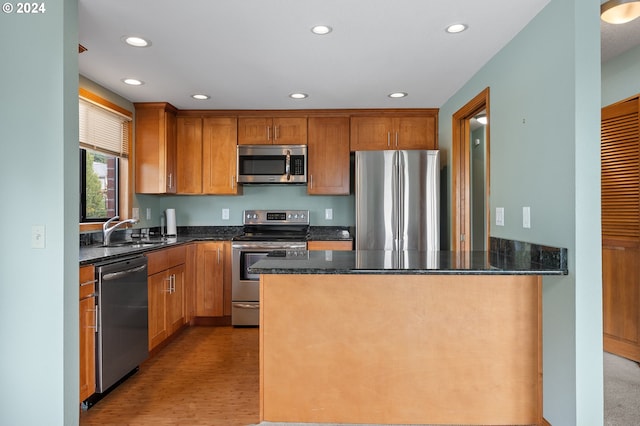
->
[31,225,45,249]
[496,207,505,226]
[523,206,531,228]
[132,207,139,220]
[325,208,333,220]
[146,208,151,220]
[222,208,230,220]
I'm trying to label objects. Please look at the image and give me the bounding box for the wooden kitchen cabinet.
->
[135,102,178,194]
[237,116,307,145]
[195,241,226,317]
[350,115,437,151]
[146,246,187,351]
[307,117,351,195]
[176,116,241,195]
[79,265,96,403]
[308,240,353,251]
[176,116,203,193]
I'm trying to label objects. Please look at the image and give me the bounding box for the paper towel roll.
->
[165,209,177,236]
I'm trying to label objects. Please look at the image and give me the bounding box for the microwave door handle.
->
[285,150,291,181]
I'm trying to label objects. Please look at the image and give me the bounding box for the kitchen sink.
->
[104,241,161,248]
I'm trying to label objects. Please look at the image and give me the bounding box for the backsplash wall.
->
[135,185,355,227]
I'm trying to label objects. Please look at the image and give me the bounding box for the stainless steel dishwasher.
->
[95,255,149,394]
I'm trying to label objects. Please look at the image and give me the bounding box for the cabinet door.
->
[196,242,225,317]
[202,117,241,194]
[273,117,307,145]
[350,117,393,151]
[238,117,272,145]
[166,264,186,335]
[79,265,96,402]
[134,103,178,194]
[396,116,437,150]
[308,117,350,195]
[148,272,169,350]
[176,116,203,194]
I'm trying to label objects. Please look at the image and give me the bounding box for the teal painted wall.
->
[155,186,354,227]
[439,0,602,424]
[0,0,79,424]
[602,43,640,106]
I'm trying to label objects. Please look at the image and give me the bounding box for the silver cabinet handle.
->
[266,126,270,141]
[387,131,391,147]
[168,173,173,190]
[217,247,221,264]
[395,131,399,147]
[274,125,279,140]
[310,174,313,189]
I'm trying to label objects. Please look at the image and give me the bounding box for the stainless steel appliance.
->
[355,150,440,252]
[237,144,307,184]
[231,209,309,326]
[95,255,149,393]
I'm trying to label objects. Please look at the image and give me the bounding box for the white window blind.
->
[79,98,132,157]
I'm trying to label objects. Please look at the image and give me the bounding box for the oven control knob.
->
[300,213,305,219]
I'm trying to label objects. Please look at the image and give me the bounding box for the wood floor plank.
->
[80,326,259,426]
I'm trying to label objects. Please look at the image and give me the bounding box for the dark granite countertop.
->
[79,225,353,265]
[249,238,568,276]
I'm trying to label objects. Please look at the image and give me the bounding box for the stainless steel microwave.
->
[237,145,307,184]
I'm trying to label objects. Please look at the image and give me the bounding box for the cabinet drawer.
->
[79,265,96,299]
[147,245,187,275]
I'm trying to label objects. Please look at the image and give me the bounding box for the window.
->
[78,93,132,223]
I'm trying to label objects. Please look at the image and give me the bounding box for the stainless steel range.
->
[231,209,309,326]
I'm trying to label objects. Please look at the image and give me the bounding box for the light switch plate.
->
[32,225,45,249]
[325,208,333,220]
[523,206,531,228]
[496,207,505,226]
[132,207,139,220]
[222,208,230,220]
[146,208,151,220]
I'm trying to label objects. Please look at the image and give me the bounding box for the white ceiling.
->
[78,0,638,111]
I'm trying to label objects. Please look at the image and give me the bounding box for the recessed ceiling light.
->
[122,78,144,86]
[191,94,210,100]
[289,93,308,99]
[388,92,408,98]
[445,23,468,34]
[122,36,151,47]
[311,25,332,35]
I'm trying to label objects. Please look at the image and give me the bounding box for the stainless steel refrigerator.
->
[355,150,439,253]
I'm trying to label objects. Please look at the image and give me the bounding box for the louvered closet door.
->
[601,96,640,362]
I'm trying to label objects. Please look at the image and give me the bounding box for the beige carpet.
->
[604,351,640,425]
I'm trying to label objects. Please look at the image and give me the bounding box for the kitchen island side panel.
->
[260,273,542,425]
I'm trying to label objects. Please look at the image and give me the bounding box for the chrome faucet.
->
[103,216,140,246]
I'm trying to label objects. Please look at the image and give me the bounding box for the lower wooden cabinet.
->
[196,241,226,317]
[308,240,353,251]
[146,246,187,351]
[79,265,96,402]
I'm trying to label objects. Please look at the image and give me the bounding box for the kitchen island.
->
[250,241,567,426]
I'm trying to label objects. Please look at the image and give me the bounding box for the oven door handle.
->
[233,303,260,309]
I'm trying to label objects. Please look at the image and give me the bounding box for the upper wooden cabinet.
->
[135,103,178,194]
[237,117,307,145]
[307,117,350,195]
[176,116,241,195]
[350,114,437,151]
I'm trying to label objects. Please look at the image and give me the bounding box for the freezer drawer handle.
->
[102,264,147,281]
[233,303,260,309]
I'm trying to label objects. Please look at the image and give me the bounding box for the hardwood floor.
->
[80,326,260,426]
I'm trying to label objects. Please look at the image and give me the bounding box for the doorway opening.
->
[452,88,490,252]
